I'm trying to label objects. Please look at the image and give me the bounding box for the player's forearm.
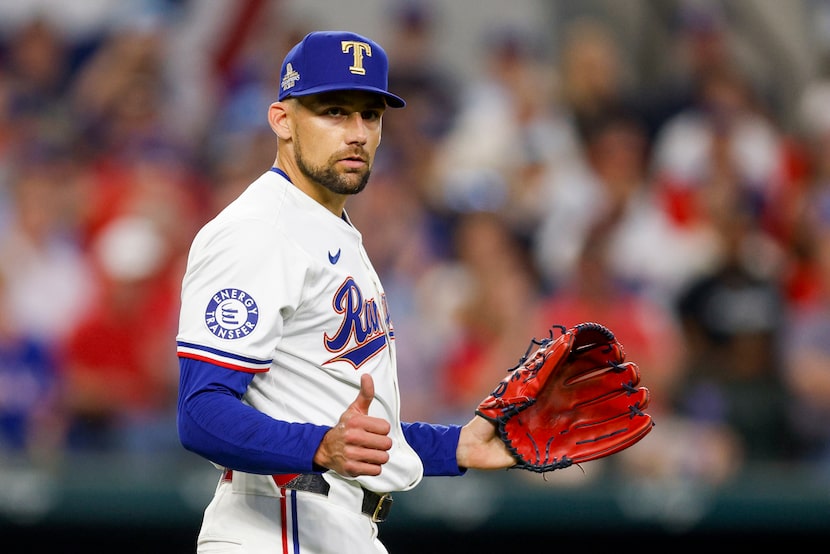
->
[178,358,329,474]
[179,392,330,474]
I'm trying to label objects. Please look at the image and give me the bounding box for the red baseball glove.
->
[476,322,653,472]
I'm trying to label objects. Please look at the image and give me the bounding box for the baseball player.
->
[176,31,514,554]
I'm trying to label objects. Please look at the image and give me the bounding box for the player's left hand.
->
[456,414,516,470]
[313,373,394,478]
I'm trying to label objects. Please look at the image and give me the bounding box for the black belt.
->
[223,470,393,523]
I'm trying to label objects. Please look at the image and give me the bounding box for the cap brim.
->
[285,84,406,108]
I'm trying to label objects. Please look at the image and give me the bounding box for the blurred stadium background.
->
[2,0,830,550]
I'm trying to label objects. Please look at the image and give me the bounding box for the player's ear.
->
[268,101,292,140]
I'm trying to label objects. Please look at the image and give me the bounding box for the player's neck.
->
[273,161,347,217]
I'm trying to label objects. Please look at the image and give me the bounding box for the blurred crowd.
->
[2,0,830,491]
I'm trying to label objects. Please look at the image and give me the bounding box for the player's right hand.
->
[313,373,392,477]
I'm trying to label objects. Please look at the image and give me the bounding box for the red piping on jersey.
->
[280,493,289,553]
[177,351,269,373]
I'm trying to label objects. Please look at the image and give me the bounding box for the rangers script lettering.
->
[324,277,390,368]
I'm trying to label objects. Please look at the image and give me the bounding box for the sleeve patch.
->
[205,288,260,340]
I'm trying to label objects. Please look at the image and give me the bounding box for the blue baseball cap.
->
[278,31,406,108]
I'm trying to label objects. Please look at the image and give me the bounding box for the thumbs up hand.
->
[313,373,392,477]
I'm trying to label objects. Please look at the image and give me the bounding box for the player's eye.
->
[361,110,382,122]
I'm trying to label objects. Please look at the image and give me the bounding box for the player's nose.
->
[344,112,369,144]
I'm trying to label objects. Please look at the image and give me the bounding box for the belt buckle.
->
[371,493,393,523]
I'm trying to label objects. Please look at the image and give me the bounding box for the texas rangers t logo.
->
[205,288,259,340]
[341,40,371,75]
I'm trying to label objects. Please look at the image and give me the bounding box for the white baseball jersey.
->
[176,169,424,493]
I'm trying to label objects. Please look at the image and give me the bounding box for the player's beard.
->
[294,141,371,196]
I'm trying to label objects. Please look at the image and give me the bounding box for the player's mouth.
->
[338,154,368,171]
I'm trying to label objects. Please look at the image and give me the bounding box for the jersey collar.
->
[270,167,291,182]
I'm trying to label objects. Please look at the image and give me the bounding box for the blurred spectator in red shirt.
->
[60,215,180,452]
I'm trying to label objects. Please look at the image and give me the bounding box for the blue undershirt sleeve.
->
[179,357,467,477]
[401,421,466,476]
[177,357,330,474]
